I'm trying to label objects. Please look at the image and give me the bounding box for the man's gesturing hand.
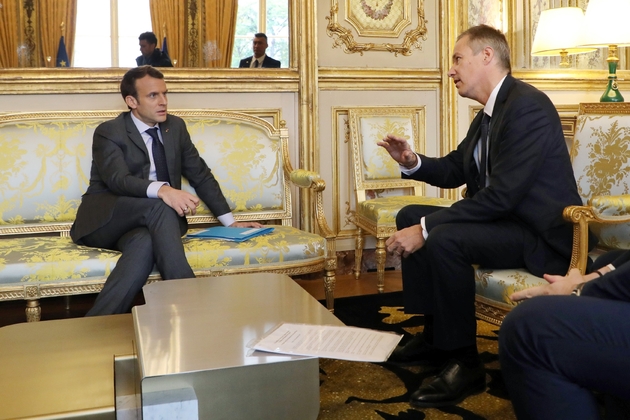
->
[377,134,418,168]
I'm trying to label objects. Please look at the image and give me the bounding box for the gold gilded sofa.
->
[475,103,630,325]
[0,109,336,321]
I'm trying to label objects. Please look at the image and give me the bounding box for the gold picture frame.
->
[345,0,411,38]
[326,0,427,56]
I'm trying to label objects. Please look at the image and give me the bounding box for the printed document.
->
[250,323,402,362]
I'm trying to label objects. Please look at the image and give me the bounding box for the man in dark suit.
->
[378,25,594,408]
[238,33,281,68]
[136,31,173,67]
[502,254,630,419]
[71,65,260,316]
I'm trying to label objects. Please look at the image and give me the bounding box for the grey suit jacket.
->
[404,75,596,275]
[71,112,231,242]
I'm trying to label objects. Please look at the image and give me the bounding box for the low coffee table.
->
[0,273,342,419]
[131,273,343,419]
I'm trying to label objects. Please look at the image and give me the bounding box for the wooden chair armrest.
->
[564,197,630,274]
[563,205,597,274]
[289,169,335,240]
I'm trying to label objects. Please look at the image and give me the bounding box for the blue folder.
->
[187,226,274,242]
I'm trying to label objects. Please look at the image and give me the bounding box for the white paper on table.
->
[249,323,402,362]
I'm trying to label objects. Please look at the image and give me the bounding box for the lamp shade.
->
[580,0,630,47]
[532,7,595,56]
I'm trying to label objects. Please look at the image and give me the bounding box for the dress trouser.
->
[396,205,534,350]
[80,197,195,316]
[499,295,630,420]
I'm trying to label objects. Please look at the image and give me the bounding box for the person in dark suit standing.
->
[501,253,630,419]
[70,65,261,316]
[238,33,281,68]
[378,24,594,408]
[136,31,173,67]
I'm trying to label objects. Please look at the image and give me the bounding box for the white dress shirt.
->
[130,112,235,226]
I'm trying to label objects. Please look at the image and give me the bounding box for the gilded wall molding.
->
[318,68,440,90]
[326,0,427,56]
[0,68,300,94]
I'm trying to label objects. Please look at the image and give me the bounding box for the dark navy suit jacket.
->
[405,75,596,276]
[238,55,281,68]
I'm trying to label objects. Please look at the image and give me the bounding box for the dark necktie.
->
[479,113,490,188]
[253,59,259,68]
[146,127,170,183]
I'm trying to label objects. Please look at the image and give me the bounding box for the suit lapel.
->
[466,112,484,195]
[124,112,149,156]
[486,75,515,175]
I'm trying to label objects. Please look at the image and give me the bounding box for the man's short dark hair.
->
[458,24,511,73]
[120,65,164,103]
[254,33,268,41]
[138,31,158,46]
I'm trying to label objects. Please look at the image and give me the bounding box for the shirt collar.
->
[130,111,157,134]
[484,75,507,118]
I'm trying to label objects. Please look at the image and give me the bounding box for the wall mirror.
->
[0,0,291,69]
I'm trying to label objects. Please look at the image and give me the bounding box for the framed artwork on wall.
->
[345,0,412,37]
[326,0,427,56]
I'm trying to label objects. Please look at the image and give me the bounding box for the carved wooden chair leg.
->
[26,299,41,322]
[375,237,387,293]
[323,269,336,313]
[354,227,364,279]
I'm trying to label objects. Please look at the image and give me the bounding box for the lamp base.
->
[601,79,624,102]
[600,48,624,103]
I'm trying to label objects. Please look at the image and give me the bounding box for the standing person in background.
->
[238,33,281,68]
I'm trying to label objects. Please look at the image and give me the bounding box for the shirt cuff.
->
[218,213,235,227]
[399,155,421,175]
[147,181,169,198]
[420,217,428,240]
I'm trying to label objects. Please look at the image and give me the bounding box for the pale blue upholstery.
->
[475,103,630,325]
[0,110,336,321]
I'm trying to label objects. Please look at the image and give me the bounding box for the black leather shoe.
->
[409,360,486,408]
[387,334,448,366]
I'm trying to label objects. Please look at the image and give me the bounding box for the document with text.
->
[250,323,402,362]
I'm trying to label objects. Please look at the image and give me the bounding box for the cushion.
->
[475,267,547,309]
[0,226,326,285]
[356,196,456,225]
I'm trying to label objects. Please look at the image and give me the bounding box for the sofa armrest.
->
[564,195,630,274]
[289,169,335,240]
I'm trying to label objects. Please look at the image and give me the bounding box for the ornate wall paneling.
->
[325,0,427,56]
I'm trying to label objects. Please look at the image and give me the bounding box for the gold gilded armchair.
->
[475,102,630,326]
[564,102,630,273]
[347,107,455,291]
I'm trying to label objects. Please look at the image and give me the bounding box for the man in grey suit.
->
[379,25,596,408]
[71,65,261,316]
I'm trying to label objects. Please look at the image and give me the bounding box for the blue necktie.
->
[479,113,490,189]
[146,127,170,183]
